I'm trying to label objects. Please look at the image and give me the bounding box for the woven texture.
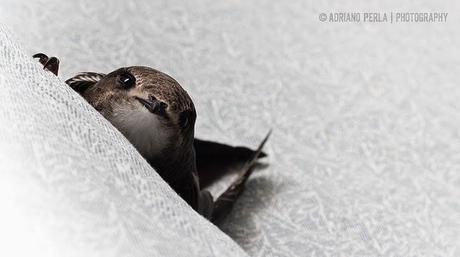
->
[0,27,248,257]
[1,0,460,256]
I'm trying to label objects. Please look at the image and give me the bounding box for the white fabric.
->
[1,0,460,256]
[0,26,248,257]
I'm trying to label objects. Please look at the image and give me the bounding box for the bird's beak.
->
[135,95,167,116]
[135,96,155,112]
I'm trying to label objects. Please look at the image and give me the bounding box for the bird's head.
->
[67,66,196,165]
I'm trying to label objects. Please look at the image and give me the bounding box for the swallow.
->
[34,53,270,225]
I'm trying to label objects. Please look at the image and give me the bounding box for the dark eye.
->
[118,72,136,89]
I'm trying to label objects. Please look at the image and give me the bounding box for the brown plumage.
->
[34,53,269,225]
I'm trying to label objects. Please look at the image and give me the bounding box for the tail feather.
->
[211,130,271,224]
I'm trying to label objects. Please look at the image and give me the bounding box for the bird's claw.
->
[32,53,48,65]
[136,95,168,116]
[33,53,60,76]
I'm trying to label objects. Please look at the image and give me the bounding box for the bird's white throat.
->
[111,104,172,159]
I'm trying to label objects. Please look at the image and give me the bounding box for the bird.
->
[33,53,270,225]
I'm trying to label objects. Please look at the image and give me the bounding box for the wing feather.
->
[65,72,105,93]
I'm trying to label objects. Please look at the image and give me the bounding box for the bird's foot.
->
[33,53,60,76]
[135,95,168,116]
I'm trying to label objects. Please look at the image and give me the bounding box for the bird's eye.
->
[118,72,136,89]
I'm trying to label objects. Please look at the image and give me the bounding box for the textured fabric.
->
[0,27,248,257]
[1,0,460,256]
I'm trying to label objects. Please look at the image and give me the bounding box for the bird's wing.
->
[210,131,271,224]
[65,72,105,93]
[194,135,268,188]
